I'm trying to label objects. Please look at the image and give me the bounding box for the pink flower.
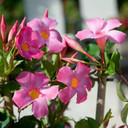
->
[57,62,92,104]
[15,26,44,60]
[13,71,58,118]
[76,18,126,53]
[27,9,64,53]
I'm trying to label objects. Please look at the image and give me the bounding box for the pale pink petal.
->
[75,29,94,40]
[76,87,87,103]
[27,18,45,32]
[58,86,76,103]
[34,72,50,88]
[46,38,64,53]
[42,17,58,30]
[57,66,73,86]
[49,30,62,42]
[75,62,91,76]
[86,18,104,34]
[79,76,92,91]
[13,89,33,109]
[31,31,45,48]
[108,30,126,44]
[102,19,122,32]
[32,97,48,118]
[41,86,58,99]
[16,71,35,89]
[31,49,44,59]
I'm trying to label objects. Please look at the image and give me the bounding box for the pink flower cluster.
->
[13,62,92,118]
[14,9,64,60]
[11,9,126,119]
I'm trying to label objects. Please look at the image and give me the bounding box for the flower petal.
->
[46,38,64,53]
[13,89,33,109]
[27,18,45,32]
[108,30,126,44]
[76,87,87,103]
[34,72,50,88]
[75,29,94,40]
[57,66,73,86]
[102,19,122,32]
[86,18,104,34]
[42,17,58,30]
[16,71,35,89]
[41,86,58,99]
[32,97,48,118]
[29,47,44,59]
[58,86,76,103]
[75,62,91,76]
[79,75,92,91]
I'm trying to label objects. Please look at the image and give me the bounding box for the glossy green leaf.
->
[75,119,89,128]
[84,43,100,58]
[111,49,120,71]
[52,53,60,71]
[41,60,55,79]
[107,60,115,75]
[121,103,128,125]
[86,117,99,128]
[105,41,115,53]
[117,80,128,102]
[14,115,41,128]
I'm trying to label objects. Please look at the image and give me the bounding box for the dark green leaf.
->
[75,119,89,128]
[107,60,115,75]
[14,115,41,128]
[84,43,100,58]
[117,80,128,102]
[105,41,115,53]
[86,117,99,128]
[121,103,128,125]
[41,60,55,79]
[0,110,10,128]
[111,49,120,71]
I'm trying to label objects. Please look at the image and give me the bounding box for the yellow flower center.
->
[29,89,39,99]
[22,43,29,51]
[41,31,49,40]
[71,78,78,88]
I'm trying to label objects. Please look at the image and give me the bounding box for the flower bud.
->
[1,14,7,43]
[43,8,48,18]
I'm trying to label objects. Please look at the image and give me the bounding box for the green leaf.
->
[41,60,55,79]
[107,60,115,75]
[121,103,128,125]
[52,53,60,71]
[14,115,41,128]
[75,119,89,128]
[0,110,10,128]
[86,117,99,128]
[111,49,120,71]
[105,41,115,53]
[84,43,100,58]
[104,51,110,66]
[99,109,113,128]
[117,80,128,102]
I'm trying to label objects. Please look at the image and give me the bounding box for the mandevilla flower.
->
[27,8,64,53]
[57,62,92,104]
[76,18,126,53]
[15,26,44,60]
[13,71,58,118]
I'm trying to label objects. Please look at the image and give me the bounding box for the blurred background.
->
[1,0,128,127]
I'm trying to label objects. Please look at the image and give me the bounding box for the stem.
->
[96,76,107,124]
[4,92,14,116]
